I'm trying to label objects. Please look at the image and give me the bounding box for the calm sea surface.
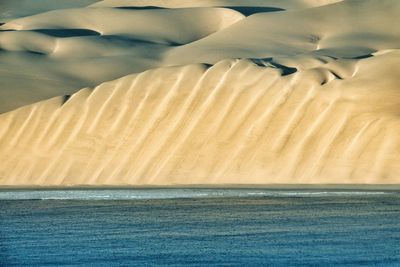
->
[1,189,400,266]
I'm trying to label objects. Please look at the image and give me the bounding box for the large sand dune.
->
[1,0,399,112]
[1,51,399,185]
[0,0,399,185]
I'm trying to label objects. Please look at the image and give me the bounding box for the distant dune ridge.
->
[0,0,399,185]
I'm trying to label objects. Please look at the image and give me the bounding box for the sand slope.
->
[1,51,399,186]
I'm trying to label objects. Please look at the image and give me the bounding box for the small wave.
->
[0,189,396,200]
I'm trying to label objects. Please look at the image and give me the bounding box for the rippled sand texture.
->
[0,0,400,185]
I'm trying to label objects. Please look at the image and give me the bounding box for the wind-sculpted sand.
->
[1,52,400,185]
[0,0,399,185]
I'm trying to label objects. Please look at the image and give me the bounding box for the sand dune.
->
[165,0,400,65]
[1,7,243,45]
[0,5,243,112]
[1,0,399,112]
[0,0,399,185]
[0,51,399,186]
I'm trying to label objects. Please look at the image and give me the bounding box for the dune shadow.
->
[321,70,344,85]
[115,6,166,10]
[271,62,297,76]
[349,54,373,60]
[28,51,46,56]
[114,6,284,16]
[102,35,181,46]
[251,58,297,76]
[330,71,343,80]
[202,63,213,69]
[62,95,71,105]
[33,29,100,38]
[224,6,285,16]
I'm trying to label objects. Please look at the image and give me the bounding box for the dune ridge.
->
[0,51,399,186]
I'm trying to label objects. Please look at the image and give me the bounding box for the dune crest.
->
[0,52,399,186]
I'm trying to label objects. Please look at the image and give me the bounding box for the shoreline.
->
[1,184,400,191]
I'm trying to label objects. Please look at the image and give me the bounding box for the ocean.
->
[1,189,400,266]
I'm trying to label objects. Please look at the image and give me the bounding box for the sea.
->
[1,188,400,266]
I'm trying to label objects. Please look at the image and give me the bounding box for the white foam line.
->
[0,189,395,200]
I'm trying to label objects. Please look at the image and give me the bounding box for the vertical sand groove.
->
[87,78,127,133]
[82,70,165,182]
[79,75,144,183]
[32,102,63,149]
[209,74,280,180]
[302,108,350,182]
[240,75,299,172]
[188,63,256,178]
[83,72,151,182]
[16,104,46,150]
[6,106,37,149]
[367,125,393,183]
[148,60,239,182]
[201,67,271,178]
[140,64,225,182]
[129,66,207,181]
[108,74,143,132]
[125,67,197,180]
[0,112,14,142]
[271,85,316,153]
[348,120,385,180]
[85,72,167,180]
[72,78,133,184]
[113,66,192,182]
[280,99,337,180]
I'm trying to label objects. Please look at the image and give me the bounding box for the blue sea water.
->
[1,189,400,266]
